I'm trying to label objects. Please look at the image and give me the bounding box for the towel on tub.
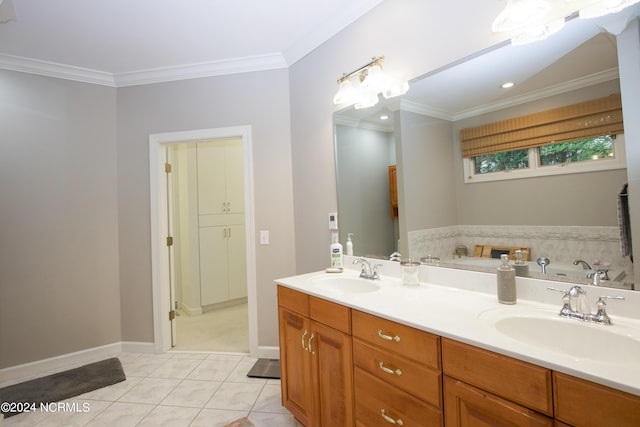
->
[617,183,632,259]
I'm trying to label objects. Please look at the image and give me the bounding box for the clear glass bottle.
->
[513,249,529,277]
[497,254,516,304]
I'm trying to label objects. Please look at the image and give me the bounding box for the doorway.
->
[149,126,258,357]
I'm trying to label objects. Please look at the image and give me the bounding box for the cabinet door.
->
[224,141,245,214]
[279,307,314,427]
[199,226,229,305]
[310,320,354,427]
[196,142,227,215]
[227,224,247,299]
[443,376,553,427]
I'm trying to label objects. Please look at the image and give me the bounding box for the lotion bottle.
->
[346,233,354,256]
[330,232,343,269]
[497,254,516,304]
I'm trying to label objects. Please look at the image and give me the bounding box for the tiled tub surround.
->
[277,257,640,397]
[408,225,633,286]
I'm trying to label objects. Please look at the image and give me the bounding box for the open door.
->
[164,146,177,347]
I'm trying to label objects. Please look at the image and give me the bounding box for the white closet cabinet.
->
[197,140,247,306]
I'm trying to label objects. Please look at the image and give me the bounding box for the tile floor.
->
[3,351,300,427]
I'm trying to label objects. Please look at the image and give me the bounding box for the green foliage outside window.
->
[474,149,528,174]
[539,135,613,165]
[473,135,614,174]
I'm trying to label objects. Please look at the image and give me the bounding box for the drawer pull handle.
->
[301,330,308,351]
[378,329,401,342]
[379,361,402,376]
[308,333,315,354]
[381,409,404,425]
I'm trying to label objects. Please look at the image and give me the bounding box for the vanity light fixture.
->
[578,0,640,19]
[333,56,409,109]
[492,0,565,45]
[493,0,640,45]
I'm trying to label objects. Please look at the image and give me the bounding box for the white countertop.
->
[275,256,640,397]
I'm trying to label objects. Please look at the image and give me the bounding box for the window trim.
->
[463,134,626,184]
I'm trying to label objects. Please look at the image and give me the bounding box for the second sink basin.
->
[309,274,381,295]
[480,308,640,365]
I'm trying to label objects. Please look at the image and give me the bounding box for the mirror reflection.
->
[334,16,634,290]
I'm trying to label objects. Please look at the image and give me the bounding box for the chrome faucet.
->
[353,257,381,280]
[548,286,624,325]
[536,257,550,274]
[573,259,592,270]
[588,269,610,284]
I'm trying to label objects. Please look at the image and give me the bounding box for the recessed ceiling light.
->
[502,82,515,89]
[380,115,389,120]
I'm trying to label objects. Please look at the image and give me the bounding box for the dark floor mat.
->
[0,357,126,418]
[246,358,280,379]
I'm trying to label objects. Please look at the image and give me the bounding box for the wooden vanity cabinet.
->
[277,286,354,427]
[352,310,443,426]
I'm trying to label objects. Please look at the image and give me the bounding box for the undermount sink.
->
[309,274,381,295]
[480,308,640,364]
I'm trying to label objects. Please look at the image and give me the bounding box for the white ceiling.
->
[0,0,384,86]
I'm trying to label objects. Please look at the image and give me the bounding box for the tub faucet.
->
[353,258,381,280]
[573,259,591,270]
[389,251,402,262]
[536,257,550,274]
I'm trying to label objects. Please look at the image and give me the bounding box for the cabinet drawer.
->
[277,285,309,316]
[554,372,640,427]
[353,339,441,408]
[443,376,553,427]
[310,296,351,334]
[354,367,442,427]
[442,338,552,416]
[352,310,440,369]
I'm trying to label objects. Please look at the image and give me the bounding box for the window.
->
[464,134,625,183]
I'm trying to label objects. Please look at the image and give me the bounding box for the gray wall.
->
[0,70,120,368]
[335,125,395,257]
[396,110,456,255]
[117,70,296,347]
[454,80,627,227]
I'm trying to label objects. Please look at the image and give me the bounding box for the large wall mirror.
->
[334,12,638,290]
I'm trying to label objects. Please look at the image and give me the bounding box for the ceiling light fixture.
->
[0,0,17,24]
[501,82,515,88]
[333,56,409,109]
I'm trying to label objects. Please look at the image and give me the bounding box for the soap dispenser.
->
[346,233,354,256]
[513,249,529,277]
[497,254,516,304]
[330,232,343,269]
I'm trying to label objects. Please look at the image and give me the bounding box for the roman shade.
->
[460,94,624,158]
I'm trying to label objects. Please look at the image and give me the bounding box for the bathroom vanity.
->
[276,258,640,427]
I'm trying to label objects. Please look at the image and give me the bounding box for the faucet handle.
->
[547,287,573,316]
[592,295,625,325]
[372,263,383,279]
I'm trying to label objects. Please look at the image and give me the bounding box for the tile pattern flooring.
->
[3,351,300,427]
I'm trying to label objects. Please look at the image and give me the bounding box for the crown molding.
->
[0,53,116,86]
[114,53,288,87]
[452,67,620,120]
[0,52,288,87]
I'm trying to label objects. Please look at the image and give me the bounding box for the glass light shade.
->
[579,0,640,18]
[333,79,356,105]
[511,17,565,45]
[354,90,379,109]
[382,79,409,99]
[492,0,553,32]
[360,65,390,94]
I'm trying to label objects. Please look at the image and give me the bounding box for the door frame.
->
[149,125,258,356]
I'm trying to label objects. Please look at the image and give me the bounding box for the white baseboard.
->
[258,346,280,359]
[120,341,156,354]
